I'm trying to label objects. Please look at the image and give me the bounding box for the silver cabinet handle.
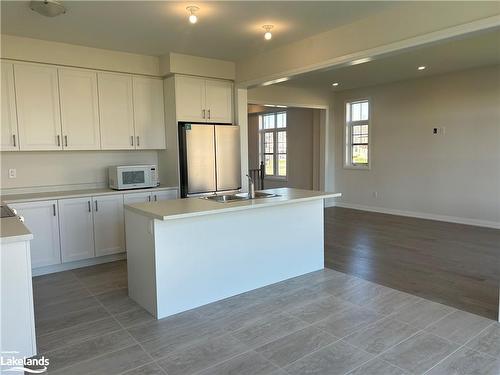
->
[12,134,16,147]
[88,201,91,212]
[208,109,211,119]
[64,135,68,147]
[95,200,98,212]
[148,195,151,202]
[136,136,140,147]
[202,109,206,119]
[57,135,61,147]
[52,204,56,216]
[154,194,157,201]
[130,136,134,146]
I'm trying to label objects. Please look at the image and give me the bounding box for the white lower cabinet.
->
[93,194,125,256]
[9,200,61,268]
[152,190,178,201]
[59,197,95,262]
[123,191,152,204]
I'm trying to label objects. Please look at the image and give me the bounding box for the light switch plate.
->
[8,168,16,178]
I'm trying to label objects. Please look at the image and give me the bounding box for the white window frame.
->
[344,98,371,170]
[259,111,288,180]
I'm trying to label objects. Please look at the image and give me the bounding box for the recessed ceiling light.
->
[186,6,199,24]
[263,25,274,40]
[332,82,339,87]
[418,65,426,71]
[29,0,66,17]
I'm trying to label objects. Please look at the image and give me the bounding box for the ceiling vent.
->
[30,0,66,17]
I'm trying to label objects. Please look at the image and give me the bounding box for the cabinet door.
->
[9,200,61,268]
[58,197,95,263]
[123,192,152,204]
[175,75,206,122]
[205,79,233,124]
[1,61,19,151]
[14,63,62,150]
[98,73,135,150]
[58,68,101,150]
[133,77,166,150]
[152,190,178,202]
[93,194,125,256]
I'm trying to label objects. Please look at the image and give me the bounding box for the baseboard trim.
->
[330,202,500,229]
[32,253,127,276]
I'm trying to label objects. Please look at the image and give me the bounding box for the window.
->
[345,99,370,168]
[259,112,287,178]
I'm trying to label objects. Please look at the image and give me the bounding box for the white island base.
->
[125,188,340,319]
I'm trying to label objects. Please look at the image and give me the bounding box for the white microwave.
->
[109,165,159,190]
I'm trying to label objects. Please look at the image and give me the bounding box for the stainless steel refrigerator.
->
[179,123,241,197]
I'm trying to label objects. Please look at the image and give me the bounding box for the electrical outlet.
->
[8,168,16,179]
[372,191,378,198]
[433,128,440,135]
[440,127,446,135]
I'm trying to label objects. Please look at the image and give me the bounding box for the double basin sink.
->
[203,192,279,203]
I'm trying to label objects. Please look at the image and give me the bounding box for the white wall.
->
[332,65,500,227]
[0,151,158,192]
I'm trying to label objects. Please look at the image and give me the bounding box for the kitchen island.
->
[124,188,341,319]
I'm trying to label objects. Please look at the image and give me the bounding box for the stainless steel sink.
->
[202,192,279,203]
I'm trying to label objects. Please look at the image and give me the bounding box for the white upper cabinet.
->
[98,72,135,150]
[9,200,61,268]
[133,77,166,150]
[14,63,62,150]
[205,79,233,123]
[1,61,19,151]
[175,75,233,123]
[175,75,206,122]
[58,68,101,150]
[58,197,95,263]
[93,194,125,257]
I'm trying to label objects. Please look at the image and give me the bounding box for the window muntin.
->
[345,100,370,168]
[259,112,287,178]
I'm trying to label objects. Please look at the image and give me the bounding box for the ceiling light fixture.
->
[262,77,289,86]
[418,65,426,71]
[332,82,339,87]
[350,57,372,66]
[263,25,274,40]
[186,6,199,24]
[29,0,66,17]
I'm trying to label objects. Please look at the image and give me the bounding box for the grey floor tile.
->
[34,282,91,308]
[344,317,419,354]
[121,362,166,375]
[285,341,374,375]
[314,305,384,338]
[390,299,456,329]
[425,310,493,345]
[381,332,460,374]
[115,307,156,328]
[35,305,109,336]
[310,274,366,297]
[43,330,135,372]
[256,326,337,367]
[95,287,140,314]
[287,295,354,324]
[36,317,121,353]
[335,280,393,307]
[72,260,127,278]
[465,323,500,358]
[231,312,308,348]
[35,295,100,322]
[347,358,406,375]
[426,347,500,375]
[156,333,248,375]
[33,270,78,287]
[364,289,421,315]
[50,344,150,375]
[197,351,279,375]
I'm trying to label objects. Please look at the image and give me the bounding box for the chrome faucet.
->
[246,174,255,199]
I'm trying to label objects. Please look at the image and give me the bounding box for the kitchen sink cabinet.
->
[93,194,125,256]
[8,200,61,268]
[58,197,95,263]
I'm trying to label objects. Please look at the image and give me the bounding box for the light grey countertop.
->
[125,188,342,221]
[0,217,33,244]
[1,185,178,204]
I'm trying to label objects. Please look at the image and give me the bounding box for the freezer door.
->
[215,125,241,191]
[185,124,216,194]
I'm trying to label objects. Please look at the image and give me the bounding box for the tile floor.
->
[30,260,499,375]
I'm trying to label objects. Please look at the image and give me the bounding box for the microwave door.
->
[185,124,216,194]
[215,125,241,192]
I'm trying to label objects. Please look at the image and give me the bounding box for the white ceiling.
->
[1,1,394,60]
[279,28,500,91]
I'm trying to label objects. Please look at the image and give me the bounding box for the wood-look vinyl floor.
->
[324,207,500,320]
